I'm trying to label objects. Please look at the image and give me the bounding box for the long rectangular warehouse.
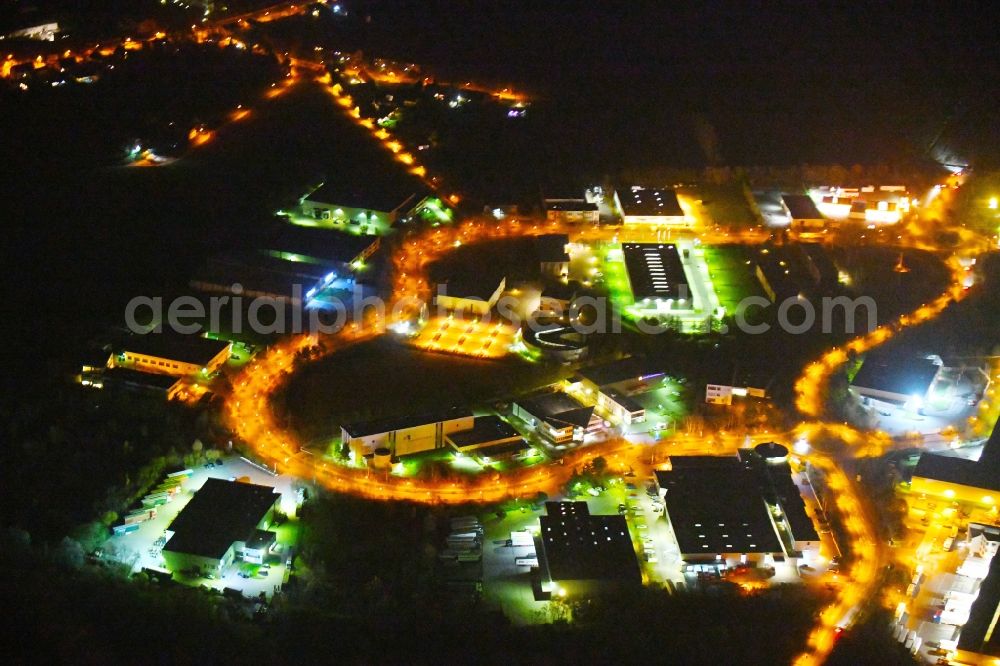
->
[622,242,691,301]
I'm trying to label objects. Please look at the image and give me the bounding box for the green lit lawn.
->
[622,379,690,436]
[702,245,765,313]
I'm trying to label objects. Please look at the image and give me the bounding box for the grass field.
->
[686,184,760,227]
[702,245,766,314]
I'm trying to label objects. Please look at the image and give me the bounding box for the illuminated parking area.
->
[410,315,518,358]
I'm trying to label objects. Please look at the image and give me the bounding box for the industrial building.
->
[849,351,944,411]
[537,501,641,599]
[341,408,474,460]
[655,455,787,565]
[534,234,570,280]
[189,252,340,306]
[622,243,691,302]
[297,180,431,229]
[752,190,791,227]
[704,363,771,405]
[954,524,1000,660]
[742,444,821,554]
[537,281,579,316]
[264,224,380,271]
[513,390,597,444]
[811,185,911,224]
[111,332,231,377]
[543,199,599,224]
[96,367,185,401]
[570,357,666,426]
[162,478,281,577]
[910,418,1000,504]
[444,415,529,463]
[752,243,836,303]
[435,275,507,316]
[781,193,826,229]
[614,186,687,225]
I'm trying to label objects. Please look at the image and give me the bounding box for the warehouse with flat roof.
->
[513,390,596,444]
[444,415,528,463]
[911,417,1000,503]
[162,478,280,577]
[850,350,943,408]
[614,186,686,225]
[537,501,641,599]
[264,224,380,270]
[112,332,231,377]
[622,243,691,302]
[655,456,784,564]
[781,193,825,229]
[341,407,474,460]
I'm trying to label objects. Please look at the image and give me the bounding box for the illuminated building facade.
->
[435,275,507,316]
[849,351,944,411]
[513,390,596,444]
[543,199,599,224]
[298,181,430,228]
[111,333,231,377]
[341,408,474,459]
[613,186,687,225]
[162,479,280,577]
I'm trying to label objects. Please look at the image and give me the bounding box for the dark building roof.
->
[305,180,420,215]
[102,367,181,392]
[913,419,1000,492]
[164,479,279,560]
[544,200,598,212]
[245,529,276,551]
[656,456,783,556]
[546,500,590,516]
[118,332,229,367]
[446,415,521,450]
[623,242,691,301]
[539,502,641,585]
[754,442,789,460]
[754,246,807,301]
[851,351,940,399]
[469,438,530,459]
[439,273,506,300]
[266,225,378,267]
[342,407,471,438]
[617,186,683,217]
[534,234,570,263]
[190,252,330,299]
[602,388,644,414]
[958,547,1000,655]
[579,356,664,387]
[745,452,819,545]
[516,391,594,429]
[781,194,824,220]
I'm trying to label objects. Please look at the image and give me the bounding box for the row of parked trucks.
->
[112,469,192,536]
[439,515,483,563]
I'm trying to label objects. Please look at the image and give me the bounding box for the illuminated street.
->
[8,3,1000,663]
